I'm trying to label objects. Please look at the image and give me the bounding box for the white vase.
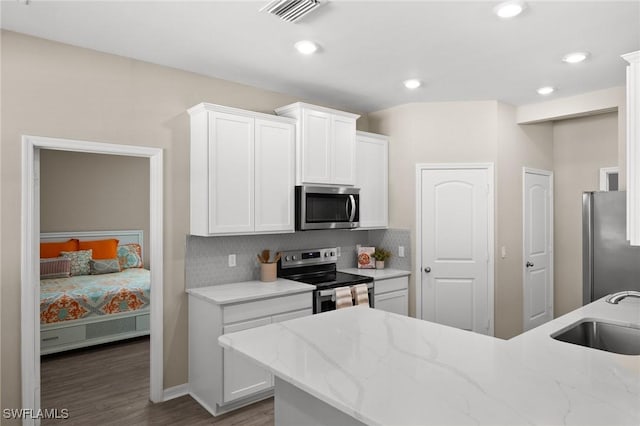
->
[375,260,385,269]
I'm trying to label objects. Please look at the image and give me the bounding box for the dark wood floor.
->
[41,337,274,425]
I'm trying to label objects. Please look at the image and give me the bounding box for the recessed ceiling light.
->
[537,86,555,95]
[403,79,422,90]
[294,40,318,55]
[562,51,590,64]
[494,1,526,19]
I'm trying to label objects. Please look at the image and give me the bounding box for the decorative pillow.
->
[40,257,71,279]
[89,258,121,275]
[79,239,119,260]
[60,249,92,276]
[117,244,144,269]
[40,239,79,259]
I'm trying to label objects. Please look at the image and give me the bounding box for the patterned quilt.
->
[40,268,151,324]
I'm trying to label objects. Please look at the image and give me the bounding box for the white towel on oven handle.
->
[351,284,369,307]
[334,286,354,309]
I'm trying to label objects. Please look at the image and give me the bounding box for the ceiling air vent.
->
[260,0,322,23]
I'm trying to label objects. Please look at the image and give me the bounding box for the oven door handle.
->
[319,282,374,299]
[348,195,356,222]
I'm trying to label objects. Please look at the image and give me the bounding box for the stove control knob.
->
[324,252,329,257]
[285,256,290,262]
[330,251,335,257]
[292,255,297,261]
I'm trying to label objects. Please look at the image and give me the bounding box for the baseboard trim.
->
[163,383,189,401]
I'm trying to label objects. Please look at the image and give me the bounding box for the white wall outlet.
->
[501,246,507,259]
[228,254,236,267]
[398,246,405,257]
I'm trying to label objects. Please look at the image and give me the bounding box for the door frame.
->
[522,167,554,331]
[415,163,495,335]
[21,135,164,425]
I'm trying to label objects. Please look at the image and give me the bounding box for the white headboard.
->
[40,230,144,259]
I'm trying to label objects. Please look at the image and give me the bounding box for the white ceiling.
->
[2,1,639,113]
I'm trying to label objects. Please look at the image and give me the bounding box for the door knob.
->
[526,261,534,268]
[424,267,431,273]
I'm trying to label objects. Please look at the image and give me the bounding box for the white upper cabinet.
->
[356,131,389,229]
[189,103,295,236]
[254,118,295,233]
[623,51,640,246]
[276,102,359,186]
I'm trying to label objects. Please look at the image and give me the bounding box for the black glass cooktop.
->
[294,271,373,290]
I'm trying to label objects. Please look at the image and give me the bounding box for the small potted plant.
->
[371,248,391,269]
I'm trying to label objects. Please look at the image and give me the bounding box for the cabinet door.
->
[255,119,295,233]
[209,112,254,234]
[222,317,272,403]
[375,290,408,316]
[332,116,357,185]
[301,108,332,184]
[356,133,388,228]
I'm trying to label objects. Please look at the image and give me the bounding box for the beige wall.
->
[0,30,368,411]
[368,101,554,339]
[553,112,619,316]
[495,103,554,338]
[40,150,150,265]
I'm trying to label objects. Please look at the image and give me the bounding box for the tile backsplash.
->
[186,228,411,288]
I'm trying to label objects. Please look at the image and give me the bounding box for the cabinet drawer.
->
[272,309,312,323]
[41,325,86,348]
[136,314,150,331]
[223,292,312,324]
[374,276,409,295]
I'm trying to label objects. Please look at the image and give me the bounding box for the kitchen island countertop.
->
[219,297,640,425]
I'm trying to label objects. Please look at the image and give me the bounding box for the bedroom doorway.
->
[21,135,164,426]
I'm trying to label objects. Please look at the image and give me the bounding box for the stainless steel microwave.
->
[295,186,360,230]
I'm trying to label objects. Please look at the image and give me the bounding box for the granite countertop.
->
[219,298,640,425]
[339,268,411,280]
[186,279,314,305]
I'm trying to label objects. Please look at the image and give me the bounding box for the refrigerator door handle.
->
[582,192,594,306]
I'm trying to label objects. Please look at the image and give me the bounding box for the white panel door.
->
[332,115,356,185]
[523,169,553,331]
[208,112,254,234]
[301,109,331,184]
[421,168,491,334]
[254,119,295,233]
[223,317,272,403]
[356,133,388,228]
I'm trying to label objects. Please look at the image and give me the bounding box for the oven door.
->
[296,186,359,230]
[314,283,374,313]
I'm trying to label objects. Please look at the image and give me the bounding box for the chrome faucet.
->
[605,291,640,304]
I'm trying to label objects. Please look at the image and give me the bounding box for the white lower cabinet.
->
[374,276,409,316]
[222,318,273,403]
[188,292,312,416]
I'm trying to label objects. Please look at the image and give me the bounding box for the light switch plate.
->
[398,246,405,257]
[228,254,236,267]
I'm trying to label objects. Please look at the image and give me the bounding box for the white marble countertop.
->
[219,298,640,425]
[186,279,314,305]
[339,268,411,280]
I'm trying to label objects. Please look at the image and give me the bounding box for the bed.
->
[39,230,150,355]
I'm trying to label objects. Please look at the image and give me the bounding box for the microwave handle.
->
[348,195,356,222]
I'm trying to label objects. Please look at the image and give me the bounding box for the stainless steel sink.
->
[551,320,640,355]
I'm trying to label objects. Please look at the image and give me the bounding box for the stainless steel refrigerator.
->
[583,191,640,304]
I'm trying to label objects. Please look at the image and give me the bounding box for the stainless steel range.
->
[277,247,374,313]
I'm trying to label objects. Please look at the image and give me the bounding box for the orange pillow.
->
[79,239,119,260]
[40,239,79,259]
